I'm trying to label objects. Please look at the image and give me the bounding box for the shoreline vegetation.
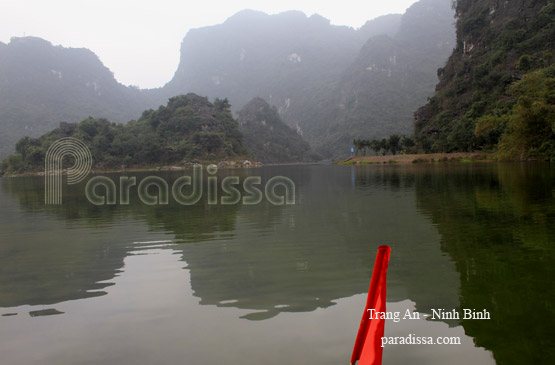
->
[336,152,493,165]
[1,159,264,178]
[6,151,555,177]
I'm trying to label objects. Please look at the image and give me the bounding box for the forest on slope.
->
[0,93,319,175]
[0,94,247,174]
[414,0,555,159]
[237,98,318,163]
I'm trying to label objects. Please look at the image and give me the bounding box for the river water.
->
[0,163,553,364]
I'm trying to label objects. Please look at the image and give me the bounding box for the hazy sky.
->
[1,0,418,89]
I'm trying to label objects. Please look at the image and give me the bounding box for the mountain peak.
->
[237,97,317,163]
[224,9,269,24]
[223,9,321,28]
[240,97,272,114]
[275,10,309,20]
[8,36,53,48]
[359,14,402,36]
[308,13,330,25]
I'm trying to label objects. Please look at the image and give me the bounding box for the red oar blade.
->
[350,245,391,365]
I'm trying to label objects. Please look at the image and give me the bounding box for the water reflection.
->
[412,163,555,364]
[1,166,457,317]
[1,164,553,363]
[0,171,244,307]
[178,166,460,320]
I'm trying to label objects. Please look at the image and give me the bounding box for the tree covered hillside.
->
[1,94,247,174]
[414,0,555,159]
[237,98,317,163]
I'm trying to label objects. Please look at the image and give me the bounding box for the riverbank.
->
[0,153,498,178]
[1,159,264,178]
[336,152,493,165]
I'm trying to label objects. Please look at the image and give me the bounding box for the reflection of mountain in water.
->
[0,171,244,307]
[0,177,128,307]
[3,164,553,361]
[414,163,555,364]
[1,166,461,320]
[177,165,461,320]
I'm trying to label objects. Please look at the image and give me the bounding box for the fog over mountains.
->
[0,37,151,158]
[0,0,455,159]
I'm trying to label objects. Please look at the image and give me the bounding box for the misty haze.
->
[1,0,554,364]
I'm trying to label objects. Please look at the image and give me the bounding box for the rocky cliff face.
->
[159,9,415,158]
[310,0,455,157]
[163,1,456,158]
[163,10,400,114]
[237,98,316,163]
[414,0,554,152]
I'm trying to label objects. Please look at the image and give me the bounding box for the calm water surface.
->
[0,164,553,364]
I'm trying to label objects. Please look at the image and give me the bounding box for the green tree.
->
[379,139,389,156]
[516,55,532,71]
[369,140,381,155]
[5,154,24,174]
[353,139,363,156]
[401,135,415,154]
[214,97,231,111]
[493,67,555,159]
[388,135,401,155]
